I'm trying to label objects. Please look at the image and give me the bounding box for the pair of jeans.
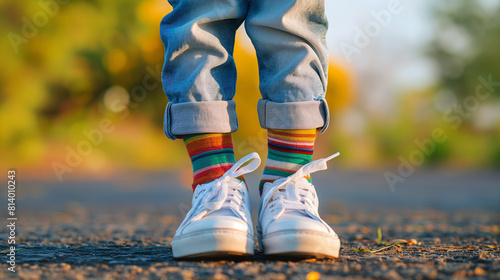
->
[160,0,330,140]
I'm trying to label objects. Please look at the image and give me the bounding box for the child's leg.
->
[160,0,248,139]
[245,0,330,192]
[246,0,340,258]
[161,0,259,259]
[160,0,248,189]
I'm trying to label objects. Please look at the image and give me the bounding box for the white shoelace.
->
[260,152,340,225]
[176,152,261,234]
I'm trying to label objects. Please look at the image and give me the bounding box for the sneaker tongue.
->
[284,208,308,218]
[262,182,274,196]
[205,207,239,218]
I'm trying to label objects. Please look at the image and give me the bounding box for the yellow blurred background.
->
[1,0,499,181]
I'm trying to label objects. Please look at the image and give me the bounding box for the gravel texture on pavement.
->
[0,170,499,279]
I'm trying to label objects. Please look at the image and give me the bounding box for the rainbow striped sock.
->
[259,129,317,195]
[184,133,243,191]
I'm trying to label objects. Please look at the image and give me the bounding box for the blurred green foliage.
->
[0,0,498,178]
[427,0,500,165]
[0,0,173,172]
[429,0,500,99]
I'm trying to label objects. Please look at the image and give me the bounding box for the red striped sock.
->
[259,129,317,195]
[183,133,244,191]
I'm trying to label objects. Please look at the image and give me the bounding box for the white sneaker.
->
[257,152,341,258]
[172,152,261,259]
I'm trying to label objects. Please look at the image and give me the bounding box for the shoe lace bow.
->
[260,152,340,223]
[177,152,261,233]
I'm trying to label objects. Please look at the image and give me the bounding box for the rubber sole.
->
[172,229,255,259]
[259,230,340,259]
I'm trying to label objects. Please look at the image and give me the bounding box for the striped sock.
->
[183,133,243,191]
[259,128,317,195]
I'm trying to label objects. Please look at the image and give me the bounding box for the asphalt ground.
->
[0,169,499,279]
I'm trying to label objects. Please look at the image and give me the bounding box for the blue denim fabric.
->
[160,0,329,139]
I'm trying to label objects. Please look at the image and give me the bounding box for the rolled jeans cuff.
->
[163,100,239,140]
[257,98,330,133]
